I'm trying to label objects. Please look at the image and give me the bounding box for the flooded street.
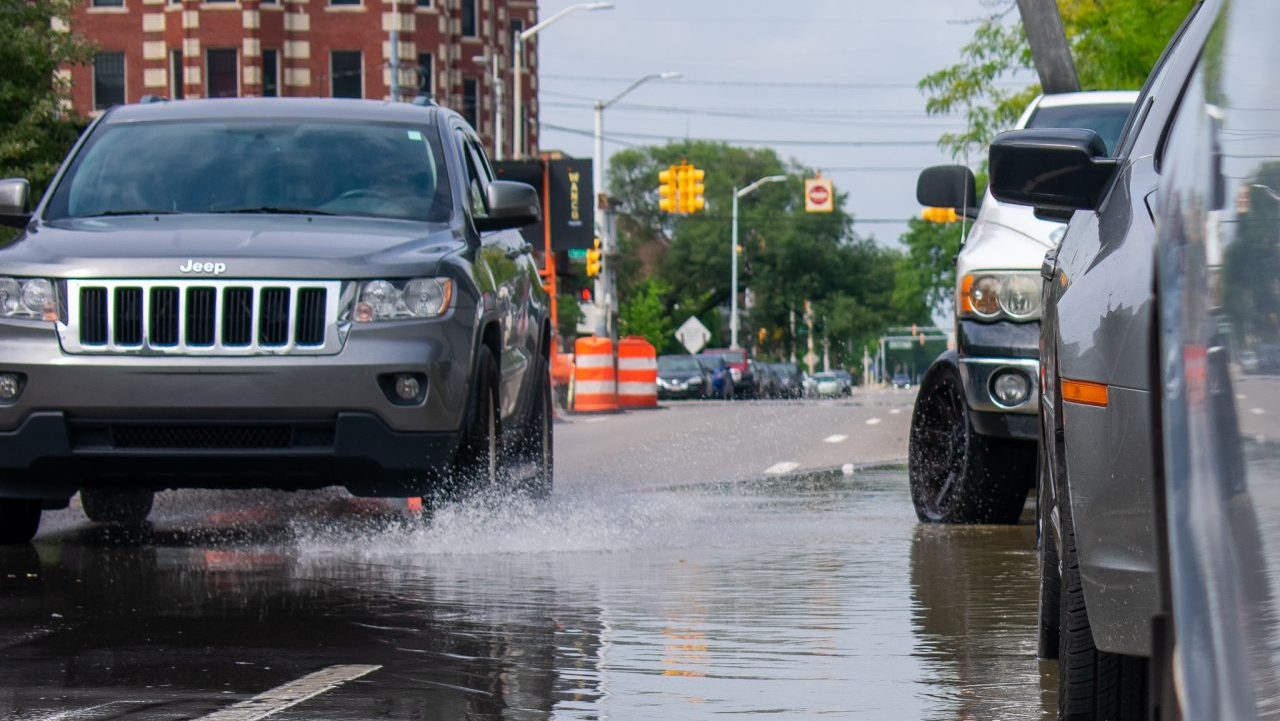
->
[2,426,1055,721]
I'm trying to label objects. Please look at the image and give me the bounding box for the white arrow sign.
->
[675,316,712,355]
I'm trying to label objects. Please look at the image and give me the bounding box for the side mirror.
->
[0,178,31,229]
[917,165,978,218]
[475,180,540,232]
[989,128,1117,212]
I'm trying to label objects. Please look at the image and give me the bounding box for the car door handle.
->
[1041,249,1058,281]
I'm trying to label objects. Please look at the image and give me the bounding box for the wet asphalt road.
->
[0,392,1054,720]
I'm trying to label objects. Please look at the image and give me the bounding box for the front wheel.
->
[451,345,501,494]
[908,363,1032,524]
[81,487,154,525]
[511,353,553,499]
[0,498,41,544]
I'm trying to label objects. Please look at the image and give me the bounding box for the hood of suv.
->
[4,215,465,279]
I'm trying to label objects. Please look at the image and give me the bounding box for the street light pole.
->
[473,54,503,158]
[593,71,681,338]
[730,175,787,349]
[513,1,613,158]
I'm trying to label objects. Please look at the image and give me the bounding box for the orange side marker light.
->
[1061,378,1108,407]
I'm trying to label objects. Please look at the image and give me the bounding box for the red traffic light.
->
[580,287,593,302]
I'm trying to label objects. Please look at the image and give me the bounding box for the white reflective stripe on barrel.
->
[575,380,617,395]
[575,354,615,369]
[617,357,657,370]
[617,382,657,396]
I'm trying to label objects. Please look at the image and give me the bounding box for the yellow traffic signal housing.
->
[658,165,679,213]
[685,166,706,213]
[921,207,959,223]
[585,237,602,277]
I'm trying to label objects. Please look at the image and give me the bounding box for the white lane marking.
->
[1252,407,1267,415]
[195,664,381,721]
[764,461,800,476]
[823,434,848,444]
[24,702,134,721]
[865,417,882,426]
[580,416,611,424]
[889,408,902,415]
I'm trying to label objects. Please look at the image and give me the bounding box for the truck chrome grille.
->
[60,280,344,356]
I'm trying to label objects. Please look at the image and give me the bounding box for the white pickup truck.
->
[907,91,1138,524]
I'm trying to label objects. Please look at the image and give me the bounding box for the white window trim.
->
[330,50,364,99]
[205,47,241,98]
[92,52,126,111]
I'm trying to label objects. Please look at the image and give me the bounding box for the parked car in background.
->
[810,372,849,399]
[987,3,1216,716]
[891,372,912,390]
[772,363,804,399]
[703,356,734,400]
[908,89,1139,527]
[656,355,712,400]
[754,363,782,399]
[698,348,754,398]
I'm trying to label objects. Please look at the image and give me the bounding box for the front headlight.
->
[0,277,58,321]
[353,278,453,322]
[959,272,1041,322]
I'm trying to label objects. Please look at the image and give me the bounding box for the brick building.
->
[64,0,540,157]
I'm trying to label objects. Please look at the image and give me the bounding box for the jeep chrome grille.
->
[60,280,344,355]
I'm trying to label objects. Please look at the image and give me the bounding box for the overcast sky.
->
[534,0,1029,246]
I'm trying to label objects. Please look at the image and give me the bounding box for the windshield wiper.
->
[91,209,183,217]
[210,206,336,216]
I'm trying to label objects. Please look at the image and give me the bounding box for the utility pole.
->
[805,302,816,376]
[731,174,787,349]
[789,307,797,364]
[388,0,400,101]
[1016,0,1080,94]
[822,336,830,373]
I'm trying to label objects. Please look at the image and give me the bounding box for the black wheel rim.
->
[912,377,968,519]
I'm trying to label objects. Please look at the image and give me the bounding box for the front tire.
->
[80,488,154,525]
[451,345,501,493]
[0,498,41,544]
[511,353,553,499]
[908,363,1032,524]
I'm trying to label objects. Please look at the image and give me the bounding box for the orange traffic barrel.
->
[551,350,575,387]
[617,336,658,408]
[572,337,617,413]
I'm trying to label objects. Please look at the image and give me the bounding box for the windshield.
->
[1026,102,1134,155]
[45,120,452,222]
[658,356,700,372]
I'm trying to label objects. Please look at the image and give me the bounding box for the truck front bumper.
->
[958,320,1040,441]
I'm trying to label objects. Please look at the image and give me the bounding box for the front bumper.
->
[957,319,1040,441]
[0,411,459,499]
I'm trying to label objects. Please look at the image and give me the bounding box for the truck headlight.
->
[0,277,58,321]
[959,272,1041,322]
[352,278,453,322]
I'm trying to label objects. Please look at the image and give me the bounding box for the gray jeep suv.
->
[0,98,553,543]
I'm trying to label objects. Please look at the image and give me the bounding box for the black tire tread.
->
[80,488,154,525]
[0,499,41,544]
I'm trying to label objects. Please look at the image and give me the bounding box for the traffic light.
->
[580,286,594,303]
[921,206,959,223]
[658,165,679,213]
[585,237,602,278]
[682,165,706,213]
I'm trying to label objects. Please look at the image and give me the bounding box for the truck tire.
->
[1059,484,1148,721]
[80,488,154,525]
[0,498,41,544]
[451,344,500,492]
[511,353,553,499]
[1038,439,1061,659]
[909,362,1031,524]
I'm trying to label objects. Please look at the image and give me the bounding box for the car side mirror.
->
[0,178,31,229]
[917,165,978,219]
[475,180,540,232]
[989,128,1117,212]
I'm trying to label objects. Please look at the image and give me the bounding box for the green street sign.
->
[888,340,912,350]
[568,249,588,261]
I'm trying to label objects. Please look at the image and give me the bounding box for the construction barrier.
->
[617,336,658,408]
[572,337,617,413]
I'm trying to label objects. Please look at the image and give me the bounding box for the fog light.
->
[394,374,420,401]
[991,371,1031,407]
[0,373,21,401]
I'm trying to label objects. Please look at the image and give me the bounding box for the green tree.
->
[619,278,674,352]
[555,293,585,350]
[0,0,92,196]
[920,0,1197,159]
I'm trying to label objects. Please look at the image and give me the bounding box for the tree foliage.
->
[619,278,674,352]
[0,0,91,196]
[606,141,929,368]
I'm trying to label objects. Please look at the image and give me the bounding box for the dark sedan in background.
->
[656,355,712,400]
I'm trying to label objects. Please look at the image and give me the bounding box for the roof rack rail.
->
[411,95,437,107]
[138,95,168,104]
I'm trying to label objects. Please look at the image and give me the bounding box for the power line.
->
[540,101,959,129]
[542,73,923,90]
[540,122,940,148]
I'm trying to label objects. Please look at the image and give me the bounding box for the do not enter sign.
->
[805,177,834,213]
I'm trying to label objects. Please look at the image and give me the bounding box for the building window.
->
[416,53,432,97]
[206,48,238,98]
[91,0,124,7]
[93,52,125,110]
[262,49,279,97]
[329,0,359,6]
[415,0,430,6]
[169,49,183,100]
[511,19,523,48]
[461,0,476,37]
[330,51,362,98]
[462,77,478,129]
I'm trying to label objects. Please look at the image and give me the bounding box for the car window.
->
[1025,103,1134,155]
[455,130,488,219]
